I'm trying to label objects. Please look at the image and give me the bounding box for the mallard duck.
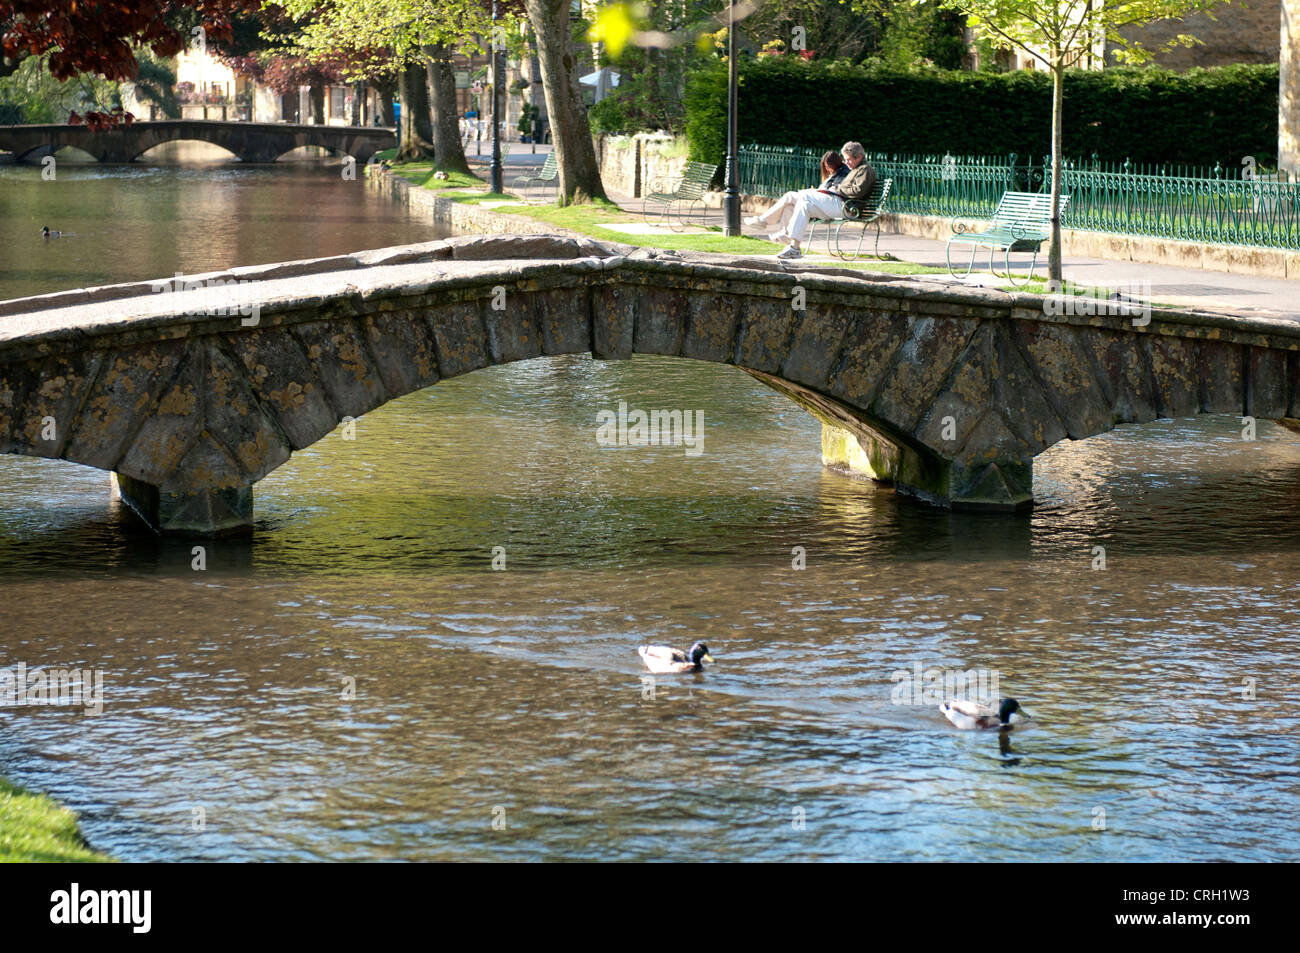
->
[638,642,714,674]
[940,697,1028,730]
[41,226,62,238]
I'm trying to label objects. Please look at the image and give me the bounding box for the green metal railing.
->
[739,144,1300,249]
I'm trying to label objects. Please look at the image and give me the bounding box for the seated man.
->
[761,141,877,261]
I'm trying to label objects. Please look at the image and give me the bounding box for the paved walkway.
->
[467,144,1300,321]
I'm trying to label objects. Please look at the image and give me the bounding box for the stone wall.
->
[1116,2,1280,69]
[595,134,690,198]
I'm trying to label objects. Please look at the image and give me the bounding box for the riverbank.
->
[366,153,953,276]
[374,148,1300,319]
[0,776,113,862]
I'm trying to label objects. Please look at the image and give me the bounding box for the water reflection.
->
[0,354,1298,861]
[0,143,448,300]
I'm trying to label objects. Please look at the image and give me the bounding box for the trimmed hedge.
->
[685,58,1280,168]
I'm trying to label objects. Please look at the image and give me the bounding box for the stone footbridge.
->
[1,235,1297,534]
[0,120,395,163]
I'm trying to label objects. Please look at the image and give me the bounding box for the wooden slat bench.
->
[946,191,1070,285]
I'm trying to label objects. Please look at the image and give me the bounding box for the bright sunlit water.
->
[1,153,1298,861]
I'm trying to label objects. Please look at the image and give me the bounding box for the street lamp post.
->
[721,0,741,236]
[490,0,503,194]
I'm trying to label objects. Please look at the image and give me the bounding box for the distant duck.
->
[638,642,715,674]
[940,697,1028,730]
[41,225,62,238]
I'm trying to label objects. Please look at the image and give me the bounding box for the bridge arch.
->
[0,120,395,164]
[1,236,1297,534]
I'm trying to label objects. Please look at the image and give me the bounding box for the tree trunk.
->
[310,85,325,125]
[424,44,472,174]
[525,0,607,204]
[374,77,396,127]
[1281,0,1299,175]
[396,61,435,161]
[1049,60,1064,284]
[351,81,362,126]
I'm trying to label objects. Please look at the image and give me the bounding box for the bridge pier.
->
[820,423,1033,511]
[111,473,253,536]
[748,370,1035,511]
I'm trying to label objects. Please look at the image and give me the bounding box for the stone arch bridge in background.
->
[1,236,1297,534]
[0,120,395,164]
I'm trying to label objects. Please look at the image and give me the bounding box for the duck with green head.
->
[940,697,1028,730]
[638,642,715,674]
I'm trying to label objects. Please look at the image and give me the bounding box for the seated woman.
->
[744,151,846,239]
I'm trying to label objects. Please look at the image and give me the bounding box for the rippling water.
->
[1,353,1298,862]
[2,159,1299,862]
[0,143,447,300]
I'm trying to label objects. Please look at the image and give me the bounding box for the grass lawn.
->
[376,160,1164,302]
[0,777,113,862]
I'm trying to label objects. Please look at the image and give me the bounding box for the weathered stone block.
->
[483,289,543,364]
[634,289,688,356]
[0,351,103,458]
[682,293,741,364]
[947,459,1034,511]
[592,285,634,360]
[114,471,253,536]
[427,300,490,377]
[1146,334,1199,418]
[824,310,907,407]
[734,297,795,373]
[871,315,978,432]
[200,343,291,482]
[781,305,851,390]
[229,326,336,450]
[912,323,995,455]
[1246,346,1288,419]
[364,308,441,395]
[1012,321,1111,438]
[115,344,205,485]
[1081,327,1158,424]
[991,324,1069,452]
[63,342,187,471]
[535,287,591,356]
[171,431,247,493]
[1197,339,1244,415]
[292,319,390,419]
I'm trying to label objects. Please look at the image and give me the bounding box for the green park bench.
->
[642,161,719,231]
[946,191,1070,285]
[511,151,557,203]
[808,178,893,260]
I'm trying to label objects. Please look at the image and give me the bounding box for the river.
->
[1,147,1298,861]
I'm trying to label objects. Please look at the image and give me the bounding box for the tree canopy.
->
[0,0,259,80]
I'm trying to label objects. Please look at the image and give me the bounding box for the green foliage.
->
[0,56,121,124]
[588,94,629,135]
[129,52,180,118]
[684,58,1279,166]
[518,101,541,137]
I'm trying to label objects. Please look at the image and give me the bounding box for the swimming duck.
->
[940,697,1028,730]
[41,226,62,238]
[638,642,714,674]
